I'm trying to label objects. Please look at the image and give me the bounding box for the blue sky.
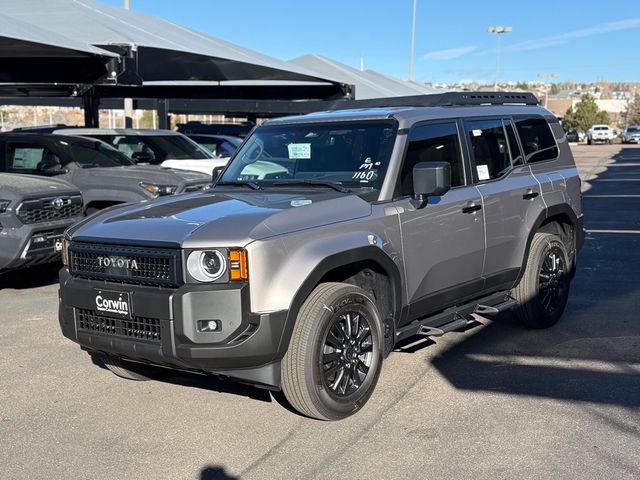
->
[101,0,640,83]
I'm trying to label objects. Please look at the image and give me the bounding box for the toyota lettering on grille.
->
[97,256,139,270]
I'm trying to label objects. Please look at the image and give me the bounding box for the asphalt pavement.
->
[0,144,638,480]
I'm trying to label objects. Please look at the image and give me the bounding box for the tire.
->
[96,354,166,381]
[281,282,384,421]
[512,233,571,329]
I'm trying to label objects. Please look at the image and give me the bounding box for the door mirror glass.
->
[413,161,451,199]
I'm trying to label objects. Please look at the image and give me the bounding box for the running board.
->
[395,291,515,342]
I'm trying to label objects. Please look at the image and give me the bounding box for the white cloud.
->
[479,18,640,55]
[424,45,477,60]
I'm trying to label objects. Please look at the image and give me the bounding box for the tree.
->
[624,93,640,125]
[563,93,610,133]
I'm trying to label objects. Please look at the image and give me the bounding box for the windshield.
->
[57,139,134,168]
[627,127,639,133]
[93,134,213,162]
[219,121,397,190]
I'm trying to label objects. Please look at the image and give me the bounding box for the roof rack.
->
[328,91,539,110]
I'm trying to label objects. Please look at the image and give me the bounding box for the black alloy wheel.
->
[321,309,374,397]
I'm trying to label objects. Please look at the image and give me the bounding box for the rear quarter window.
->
[514,117,559,163]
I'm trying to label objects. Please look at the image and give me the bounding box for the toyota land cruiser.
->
[58,92,584,420]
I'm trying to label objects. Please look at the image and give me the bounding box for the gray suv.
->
[0,133,211,214]
[1,173,83,272]
[58,92,585,420]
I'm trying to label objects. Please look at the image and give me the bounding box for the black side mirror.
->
[212,166,224,184]
[413,161,451,201]
[131,151,154,163]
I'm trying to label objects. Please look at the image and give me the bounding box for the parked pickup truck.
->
[587,125,615,144]
[0,173,83,272]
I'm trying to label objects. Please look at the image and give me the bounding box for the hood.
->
[69,189,372,247]
[75,165,210,185]
[0,173,79,201]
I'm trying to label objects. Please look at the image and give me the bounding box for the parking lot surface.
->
[1,144,639,480]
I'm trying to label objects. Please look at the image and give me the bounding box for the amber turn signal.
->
[228,249,248,281]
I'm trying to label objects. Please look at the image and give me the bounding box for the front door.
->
[393,121,486,324]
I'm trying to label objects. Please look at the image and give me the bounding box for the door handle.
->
[462,202,482,214]
[523,190,539,200]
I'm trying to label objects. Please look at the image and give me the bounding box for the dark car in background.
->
[185,134,242,158]
[0,134,211,214]
[177,121,255,138]
[0,173,83,272]
[53,128,223,175]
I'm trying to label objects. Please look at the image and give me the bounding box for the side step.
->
[416,316,471,338]
[395,291,516,342]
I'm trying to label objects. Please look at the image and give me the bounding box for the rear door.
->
[464,117,545,289]
[393,121,486,322]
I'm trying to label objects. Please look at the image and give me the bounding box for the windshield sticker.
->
[472,129,483,137]
[476,164,490,180]
[287,143,311,159]
[291,199,313,207]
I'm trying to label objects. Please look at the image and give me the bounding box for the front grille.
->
[69,242,181,287]
[77,308,161,342]
[16,195,83,224]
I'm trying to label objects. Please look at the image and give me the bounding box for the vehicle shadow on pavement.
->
[0,263,60,290]
[199,465,238,480]
[90,355,274,403]
[431,146,640,409]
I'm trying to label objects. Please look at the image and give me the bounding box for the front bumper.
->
[0,223,69,271]
[58,269,287,388]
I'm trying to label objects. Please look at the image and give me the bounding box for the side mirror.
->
[413,161,451,201]
[131,151,154,164]
[212,166,224,184]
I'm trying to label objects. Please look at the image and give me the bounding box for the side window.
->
[465,118,511,181]
[514,117,559,163]
[399,122,465,196]
[6,143,46,171]
[504,120,523,166]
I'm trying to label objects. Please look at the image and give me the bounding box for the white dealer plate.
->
[94,289,132,319]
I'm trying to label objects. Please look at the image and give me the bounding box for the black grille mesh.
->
[17,195,83,224]
[77,308,161,342]
[69,243,180,287]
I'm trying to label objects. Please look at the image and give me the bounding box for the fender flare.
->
[514,204,581,287]
[272,246,403,360]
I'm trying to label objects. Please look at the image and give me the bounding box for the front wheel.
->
[512,233,571,329]
[282,282,384,420]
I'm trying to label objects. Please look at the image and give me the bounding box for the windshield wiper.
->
[216,180,262,190]
[272,180,351,193]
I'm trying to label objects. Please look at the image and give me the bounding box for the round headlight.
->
[187,250,226,282]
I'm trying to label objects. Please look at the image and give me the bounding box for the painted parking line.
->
[583,195,640,198]
[587,229,640,235]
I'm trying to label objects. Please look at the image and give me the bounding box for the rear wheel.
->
[512,233,571,329]
[95,354,166,381]
[282,282,384,420]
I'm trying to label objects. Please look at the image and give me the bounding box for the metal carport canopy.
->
[0,0,351,108]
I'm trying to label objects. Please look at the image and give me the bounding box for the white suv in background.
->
[587,125,615,145]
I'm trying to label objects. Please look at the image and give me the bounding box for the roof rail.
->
[328,91,539,110]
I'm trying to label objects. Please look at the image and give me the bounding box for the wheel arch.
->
[515,204,580,287]
[275,246,403,360]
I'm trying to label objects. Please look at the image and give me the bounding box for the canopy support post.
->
[82,89,99,127]
[157,98,170,130]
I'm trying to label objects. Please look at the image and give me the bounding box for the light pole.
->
[123,0,133,128]
[409,0,417,81]
[488,26,512,90]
